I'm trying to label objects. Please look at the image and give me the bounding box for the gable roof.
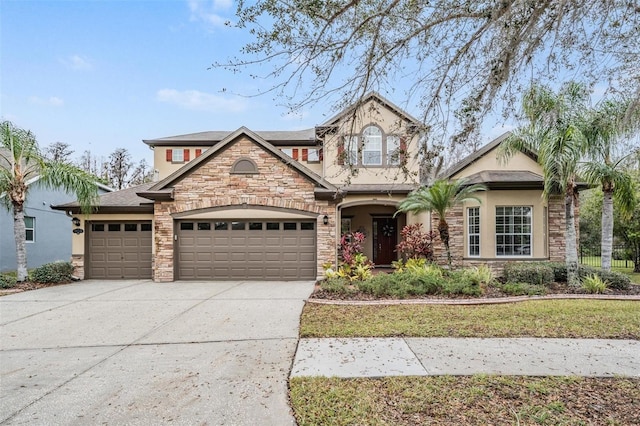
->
[319,92,423,129]
[139,127,337,201]
[143,129,318,147]
[52,182,154,213]
[440,132,515,179]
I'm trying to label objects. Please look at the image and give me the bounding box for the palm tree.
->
[0,121,98,282]
[498,82,588,287]
[581,99,639,271]
[396,178,486,267]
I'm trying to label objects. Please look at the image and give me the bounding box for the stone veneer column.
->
[547,195,567,262]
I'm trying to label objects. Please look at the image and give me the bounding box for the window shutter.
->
[184,149,190,161]
[302,149,308,161]
[166,149,172,162]
[337,144,345,165]
[319,148,324,161]
[292,149,299,160]
[195,148,202,158]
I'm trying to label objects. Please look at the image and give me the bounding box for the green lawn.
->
[300,300,640,339]
[294,291,640,425]
[290,376,640,425]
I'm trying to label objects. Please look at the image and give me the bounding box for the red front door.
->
[373,217,397,265]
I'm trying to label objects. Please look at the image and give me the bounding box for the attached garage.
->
[176,219,316,280]
[86,221,153,279]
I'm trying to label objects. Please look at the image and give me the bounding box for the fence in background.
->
[579,244,635,269]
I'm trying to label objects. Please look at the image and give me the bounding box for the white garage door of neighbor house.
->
[176,220,316,280]
[86,221,153,279]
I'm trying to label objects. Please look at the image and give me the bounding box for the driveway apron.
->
[0,280,315,425]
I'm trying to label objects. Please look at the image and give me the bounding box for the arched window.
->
[362,126,382,166]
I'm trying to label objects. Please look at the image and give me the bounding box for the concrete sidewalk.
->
[291,337,640,378]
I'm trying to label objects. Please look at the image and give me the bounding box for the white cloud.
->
[156,89,247,112]
[60,55,93,71]
[29,96,64,107]
[187,0,233,28]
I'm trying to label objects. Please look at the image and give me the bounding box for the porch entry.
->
[372,217,397,265]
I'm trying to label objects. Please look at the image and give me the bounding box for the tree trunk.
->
[438,219,452,268]
[633,243,640,273]
[13,203,28,282]
[565,190,580,288]
[600,187,614,271]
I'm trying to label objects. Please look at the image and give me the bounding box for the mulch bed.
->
[311,281,640,302]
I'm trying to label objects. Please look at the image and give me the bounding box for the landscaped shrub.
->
[441,270,484,296]
[547,262,567,282]
[30,261,74,284]
[328,232,374,281]
[502,262,554,286]
[581,274,607,294]
[543,263,631,290]
[587,268,631,290]
[0,274,17,289]
[357,273,402,297]
[320,277,356,295]
[500,282,546,296]
[465,265,494,286]
[394,269,442,295]
[395,223,438,261]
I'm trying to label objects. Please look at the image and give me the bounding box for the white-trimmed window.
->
[362,126,382,165]
[307,149,320,162]
[172,149,184,162]
[496,206,532,256]
[25,216,35,242]
[468,207,480,256]
[347,136,359,165]
[386,135,401,166]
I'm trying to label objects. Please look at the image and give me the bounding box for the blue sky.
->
[1,0,338,165]
[2,0,515,166]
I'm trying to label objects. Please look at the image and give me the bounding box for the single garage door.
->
[176,220,316,280]
[87,221,153,279]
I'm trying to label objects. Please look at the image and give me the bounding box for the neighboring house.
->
[0,176,112,272]
[53,93,572,281]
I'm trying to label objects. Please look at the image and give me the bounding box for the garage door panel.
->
[176,219,316,280]
[264,252,281,261]
[213,252,229,261]
[247,252,264,261]
[196,252,211,261]
[87,221,152,279]
[107,238,123,247]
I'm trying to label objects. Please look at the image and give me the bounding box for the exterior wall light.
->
[323,215,329,225]
[72,217,81,226]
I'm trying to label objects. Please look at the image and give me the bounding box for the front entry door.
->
[373,217,397,265]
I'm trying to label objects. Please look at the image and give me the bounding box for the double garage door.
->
[176,219,317,280]
[86,221,153,279]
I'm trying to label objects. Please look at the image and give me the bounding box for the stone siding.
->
[153,136,336,282]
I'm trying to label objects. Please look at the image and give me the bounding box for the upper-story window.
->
[387,136,401,166]
[343,125,403,167]
[166,149,189,163]
[362,126,382,166]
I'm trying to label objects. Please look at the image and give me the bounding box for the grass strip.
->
[301,300,640,339]
[290,376,640,426]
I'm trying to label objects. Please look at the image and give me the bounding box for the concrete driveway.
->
[0,279,315,425]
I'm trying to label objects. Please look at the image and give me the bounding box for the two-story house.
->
[54,93,569,281]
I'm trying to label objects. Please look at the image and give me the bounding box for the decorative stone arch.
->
[230,157,259,175]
